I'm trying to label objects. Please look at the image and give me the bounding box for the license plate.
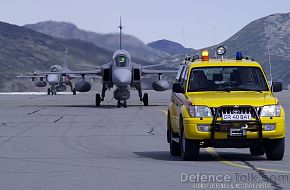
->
[229,128,246,137]
[222,114,251,121]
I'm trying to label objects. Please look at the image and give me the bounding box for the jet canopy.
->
[113,50,131,67]
[50,65,62,72]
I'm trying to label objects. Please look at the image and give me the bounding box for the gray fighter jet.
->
[17,50,77,95]
[65,19,176,107]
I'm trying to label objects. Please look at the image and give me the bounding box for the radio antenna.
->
[63,48,68,69]
[182,28,186,47]
[118,17,123,50]
[213,26,217,58]
[267,45,273,87]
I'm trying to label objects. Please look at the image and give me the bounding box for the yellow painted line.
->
[207,147,290,174]
[161,109,290,174]
[160,110,167,115]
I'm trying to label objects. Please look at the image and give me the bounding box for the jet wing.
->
[141,68,177,75]
[142,62,173,69]
[17,75,47,79]
[38,69,102,76]
[60,70,102,75]
[75,64,102,70]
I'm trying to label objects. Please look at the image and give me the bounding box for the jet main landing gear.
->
[47,88,57,95]
[96,93,101,107]
[133,83,148,106]
[143,93,148,106]
[72,88,76,95]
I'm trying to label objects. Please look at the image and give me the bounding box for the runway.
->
[0,90,289,190]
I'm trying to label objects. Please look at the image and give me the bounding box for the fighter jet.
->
[63,19,176,108]
[17,50,77,95]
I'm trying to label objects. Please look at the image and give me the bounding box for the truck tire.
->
[265,138,284,160]
[167,113,181,156]
[167,113,171,143]
[250,146,265,156]
[170,130,181,156]
[179,119,199,161]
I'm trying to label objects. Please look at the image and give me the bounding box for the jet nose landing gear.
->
[117,100,127,108]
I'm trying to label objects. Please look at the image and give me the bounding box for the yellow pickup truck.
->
[167,47,285,161]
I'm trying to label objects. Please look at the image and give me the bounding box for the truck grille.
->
[211,106,261,119]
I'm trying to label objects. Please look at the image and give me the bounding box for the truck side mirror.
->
[271,82,282,92]
[172,83,184,93]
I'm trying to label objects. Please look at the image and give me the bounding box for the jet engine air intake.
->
[103,69,112,82]
[133,69,141,81]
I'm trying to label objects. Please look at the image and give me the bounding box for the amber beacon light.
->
[201,50,209,61]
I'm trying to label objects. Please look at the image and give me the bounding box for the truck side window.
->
[176,66,185,82]
[179,67,188,91]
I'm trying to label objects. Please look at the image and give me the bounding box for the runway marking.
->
[160,110,167,115]
[0,92,77,95]
[207,147,290,174]
[159,110,290,174]
[53,116,64,123]
[147,127,155,135]
[27,109,40,115]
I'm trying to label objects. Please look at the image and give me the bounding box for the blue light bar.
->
[236,52,243,60]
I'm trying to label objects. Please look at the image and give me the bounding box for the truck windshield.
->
[187,66,269,92]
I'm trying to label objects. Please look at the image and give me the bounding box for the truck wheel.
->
[265,138,285,160]
[167,112,181,156]
[167,112,171,143]
[250,146,265,156]
[170,129,181,156]
[180,130,199,161]
[167,129,170,143]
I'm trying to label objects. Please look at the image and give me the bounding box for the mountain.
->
[159,13,290,87]
[148,39,195,55]
[24,21,169,62]
[204,13,290,86]
[2,12,290,91]
[0,21,156,92]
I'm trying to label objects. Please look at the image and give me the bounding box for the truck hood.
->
[186,91,278,107]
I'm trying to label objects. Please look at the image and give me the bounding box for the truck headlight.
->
[189,106,212,117]
[260,105,281,117]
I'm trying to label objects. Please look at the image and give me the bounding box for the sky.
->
[0,0,290,49]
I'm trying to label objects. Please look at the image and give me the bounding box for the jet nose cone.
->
[112,69,131,86]
[47,74,59,85]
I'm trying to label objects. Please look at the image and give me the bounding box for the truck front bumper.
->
[183,117,285,141]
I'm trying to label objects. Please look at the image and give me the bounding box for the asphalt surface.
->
[0,90,289,190]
